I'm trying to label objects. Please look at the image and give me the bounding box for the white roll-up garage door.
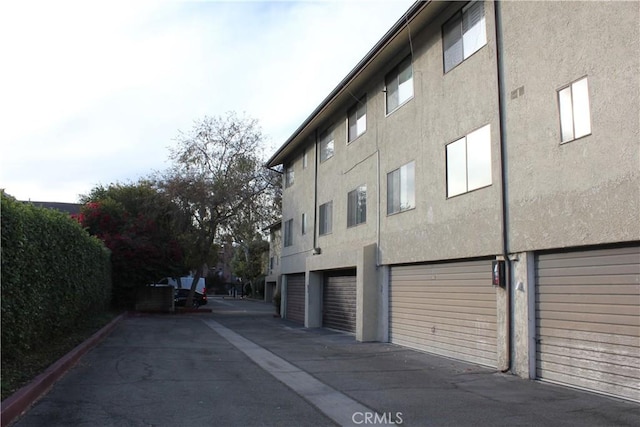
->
[285,274,305,325]
[323,270,357,333]
[390,259,497,368]
[536,245,640,402]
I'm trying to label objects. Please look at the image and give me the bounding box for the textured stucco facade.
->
[267,0,639,399]
[501,1,640,252]
[263,222,282,302]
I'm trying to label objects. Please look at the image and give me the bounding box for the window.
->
[319,201,333,235]
[347,185,367,227]
[386,56,413,114]
[320,129,334,162]
[446,124,492,197]
[387,161,415,215]
[558,77,591,143]
[301,213,307,235]
[269,257,274,271]
[285,164,294,188]
[284,219,293,247]
[443,1,486,73]
[302,148,308,169]
[347,96,367,142]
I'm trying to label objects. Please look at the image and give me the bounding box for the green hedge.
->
[1,193,112,364]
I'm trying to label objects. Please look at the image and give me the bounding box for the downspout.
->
[313,130,319,252]
[376,150,381,267]
[494,0,512,373]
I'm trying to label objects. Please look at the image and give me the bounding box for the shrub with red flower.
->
[75,195,184,308]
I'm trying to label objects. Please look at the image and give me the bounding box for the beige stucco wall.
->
[501,1,640,252]
[282,1,506,274]
[275,2,639,367]
[281,135,316,275]
[264,226,282,301]
[380,1,503,265]
[279,1,639,274]
[511,251,536,379]
[265,227,282,278]
[313,108,379,263]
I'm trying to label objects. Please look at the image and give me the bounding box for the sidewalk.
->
[209,298,640,426]
[8,297,640,426]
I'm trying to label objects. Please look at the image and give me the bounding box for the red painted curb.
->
[0,313,126,427]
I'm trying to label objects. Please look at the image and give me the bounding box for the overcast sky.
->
[0,0,414,203]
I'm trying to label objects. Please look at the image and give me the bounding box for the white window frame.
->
[443,1,486,73]
[284,219,293,247]
[347,96,367,142]
[385,56,414,115]
[319,129,335,162]
[558,76,591,143]
[387,161,416,215]
[347,185,367,227]
[284,164,294,188]
[319,201,333,236]
[446,124,492,198]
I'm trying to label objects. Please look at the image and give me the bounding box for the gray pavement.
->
[12,297,640,426]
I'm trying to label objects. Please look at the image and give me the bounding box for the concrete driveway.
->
[10,297,640,426]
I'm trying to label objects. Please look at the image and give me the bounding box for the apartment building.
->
[266,1,639,402]
[263,221,282,303]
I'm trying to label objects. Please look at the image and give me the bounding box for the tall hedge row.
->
[1,193,112,363]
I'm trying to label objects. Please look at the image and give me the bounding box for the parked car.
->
[151,276,208,307]
[173,288,207,307]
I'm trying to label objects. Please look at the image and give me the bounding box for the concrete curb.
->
[0,313,126,427]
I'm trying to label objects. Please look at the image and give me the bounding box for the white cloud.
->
[0,0,413,203]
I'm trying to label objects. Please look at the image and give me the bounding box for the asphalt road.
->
[13,299,333,427]
[11,297,640,426]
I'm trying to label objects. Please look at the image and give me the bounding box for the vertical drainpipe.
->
[313,129,319,251]
[494,0,512,373]
[376,150,381,267]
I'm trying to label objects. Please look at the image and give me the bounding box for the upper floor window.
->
[387,161,415,215]
[386,56,413,114]
[284,219,293,247]
[558,77,591,143]
[319,201,333,235]
[347,185,367,227]
[347,96,367,142]
[302,148,308,169]
[446,124,492,197]
[285,164,294,188]
[320,129,335,162]
[301,213,307,235]
[443,1,486,73]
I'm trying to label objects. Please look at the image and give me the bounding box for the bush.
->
[1,193,112,369]
[254,275,265,298]
[75,192,185,308]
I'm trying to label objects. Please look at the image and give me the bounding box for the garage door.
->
[285,274,305,325]
[536,245,640,402]
[323,270,356,332]
[390,260,497,368]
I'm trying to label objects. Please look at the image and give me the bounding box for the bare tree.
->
[159,112,276,307]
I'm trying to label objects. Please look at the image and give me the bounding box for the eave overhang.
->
[266,0,447,168]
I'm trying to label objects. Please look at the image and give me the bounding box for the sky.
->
[0,0,415,203]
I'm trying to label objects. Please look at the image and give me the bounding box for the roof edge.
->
[266,1,429,168]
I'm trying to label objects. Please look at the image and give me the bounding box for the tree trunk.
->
[184,225,216,308]
[184,266,204,308]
